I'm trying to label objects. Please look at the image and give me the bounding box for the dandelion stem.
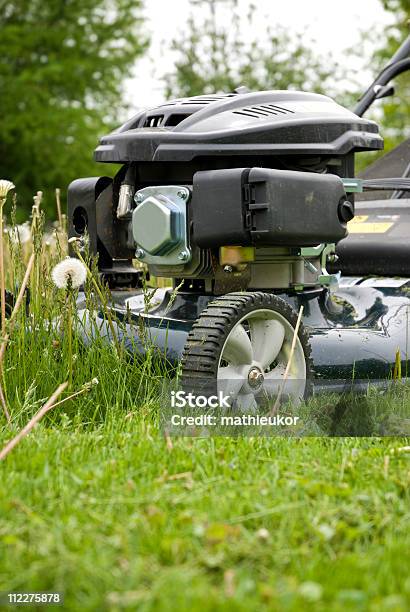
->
[0,382,68,461]
[0,200,6,333]
[49,380,98,409]
[0,380,10,424]
[0,196,9,423]
[0,252,35,366]
[67,291,73,388]
[9,252,34,325]
[55,188,63,229]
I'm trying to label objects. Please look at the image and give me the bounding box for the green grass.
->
[0,204,410,610]
[1,415,410,611]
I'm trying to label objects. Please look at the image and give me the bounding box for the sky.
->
[125,0,394,111]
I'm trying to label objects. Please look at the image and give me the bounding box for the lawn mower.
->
[69,35,410,407]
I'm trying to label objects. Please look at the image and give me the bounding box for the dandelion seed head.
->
[256,528,270,540]
[0,180,15,199]
[83,377,99,391]
[52,257,87,289]
[7,222,31,245]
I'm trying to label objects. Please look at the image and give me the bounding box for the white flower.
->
[52,257,87,289]
[7,222,31,245]
[0,180,15,199]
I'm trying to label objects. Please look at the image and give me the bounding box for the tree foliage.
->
[375,0,410,151]
[164,0,347,101]
[353,0,409,171]
[0,0,148,217]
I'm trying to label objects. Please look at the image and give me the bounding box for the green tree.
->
[164,0,349,102]
[354,1,409,171]
[375,1,410,151]
[0,0,148,218]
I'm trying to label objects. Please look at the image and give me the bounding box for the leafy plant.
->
[0,0,148,218]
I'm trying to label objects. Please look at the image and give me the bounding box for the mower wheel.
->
[181,292,313,409]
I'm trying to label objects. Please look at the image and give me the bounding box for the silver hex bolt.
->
[223,265,233,273]
[177,190,187,200]
[135,192,144,203]
[328,253,339,263]
[248,367,264,388]
[178,250,189,261]
[135,248,145,259]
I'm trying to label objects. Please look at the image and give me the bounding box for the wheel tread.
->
[181,292,313,398]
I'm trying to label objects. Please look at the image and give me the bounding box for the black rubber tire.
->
[181,291,313,400]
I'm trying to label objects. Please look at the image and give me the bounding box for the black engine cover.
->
[94,90,382,164]
[192,167,349,248]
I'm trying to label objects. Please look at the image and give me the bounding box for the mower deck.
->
[77,276,410,393]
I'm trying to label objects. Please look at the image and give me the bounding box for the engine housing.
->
[68,88,383,292]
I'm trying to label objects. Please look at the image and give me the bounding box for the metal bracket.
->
[342,178,363,193]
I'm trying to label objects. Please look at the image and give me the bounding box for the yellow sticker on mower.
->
[348,216,393,233]
[350,215,368,223]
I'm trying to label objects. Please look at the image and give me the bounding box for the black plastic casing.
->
[94,91,382,164]
[192,168,348,247]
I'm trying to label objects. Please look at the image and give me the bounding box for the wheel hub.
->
[247,366,264,389]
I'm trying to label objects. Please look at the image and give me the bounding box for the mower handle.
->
[354,34,410,117]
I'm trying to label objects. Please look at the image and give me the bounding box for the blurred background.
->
[0,0,408,218]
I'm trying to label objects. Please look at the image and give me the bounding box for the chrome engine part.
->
[132,185,191,266]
